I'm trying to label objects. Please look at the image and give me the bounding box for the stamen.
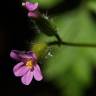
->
[26,60,33,69]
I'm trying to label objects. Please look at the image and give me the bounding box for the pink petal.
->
[25,2,38,11]
[13,63,29,77]
[28,12,38,18]
[21,70,33,85]
[10,50,31,60]
[13,62,24,71]
[10,50,21,61]
[27,51,37,60]
[33,64,43,81]
[32,53,37,60]
[19,54,32,59]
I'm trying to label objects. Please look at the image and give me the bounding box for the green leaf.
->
[31,7,96,96]
[87,1,96,12]
[42,8,96,96]
[72,57,92,85]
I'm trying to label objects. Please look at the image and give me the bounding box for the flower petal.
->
[10,50,32,60]
[13,63,29,77]
[21,70,33,85]
[25,2,38,11]
[27,51,37,60]
[33,64,43,81]
[10,50,22,61]
[13,62,24,71]
[28,12,38,18]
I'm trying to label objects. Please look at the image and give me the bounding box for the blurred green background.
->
[29,0,96,96]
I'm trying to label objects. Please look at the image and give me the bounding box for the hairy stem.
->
[48,41,96,48]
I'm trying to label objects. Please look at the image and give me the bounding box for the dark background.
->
[0,0,61,96]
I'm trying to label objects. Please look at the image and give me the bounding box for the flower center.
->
[26,60,33,69]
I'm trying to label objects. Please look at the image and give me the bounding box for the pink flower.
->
[10,50,43,85]
[22,1,39,18]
